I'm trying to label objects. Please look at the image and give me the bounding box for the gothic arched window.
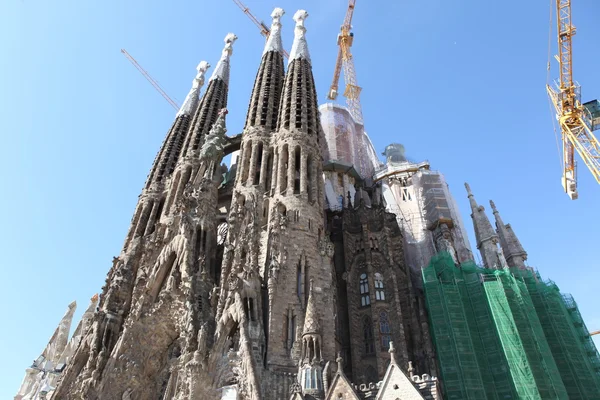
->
[363,317,375,355]
[360,273,370,306]
[380,311,392,351]
[374,273,385,301]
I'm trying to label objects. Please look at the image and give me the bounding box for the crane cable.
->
[546,0,563,172]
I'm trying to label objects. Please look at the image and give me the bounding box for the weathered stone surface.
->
[20,9,439,400]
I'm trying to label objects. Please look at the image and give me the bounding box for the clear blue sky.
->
[1,0,599,396]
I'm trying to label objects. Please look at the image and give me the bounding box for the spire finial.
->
[309,277,314,293]
[263,8,285,55]
[209,33,237,83]
[289,10,311,64]
[490,200,498,213]
[408,361,415,377]
[177,61,211,116]
[336,352,344,369]
[465,182,473,196]
[389,341,397,364]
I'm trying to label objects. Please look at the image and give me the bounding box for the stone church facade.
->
[19,8,440,400]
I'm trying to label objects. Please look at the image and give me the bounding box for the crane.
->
[232,0,289,58]
[546,0,600,200]
[326,0,364,125]
[591,330,600,337]
[121,49,180,111]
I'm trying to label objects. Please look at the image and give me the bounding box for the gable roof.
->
[375,363,424,400]
[325,371,361,400]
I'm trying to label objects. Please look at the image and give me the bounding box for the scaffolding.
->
[423,252,600,399]
[517,270,600,399]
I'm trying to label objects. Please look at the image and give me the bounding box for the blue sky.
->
[1,0,599,396]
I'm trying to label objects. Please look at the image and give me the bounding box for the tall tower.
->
[465,183,505,269]
[490,200,528,270]
[53,35,236,399]
[265,8,333,369]
[211,9,286,399]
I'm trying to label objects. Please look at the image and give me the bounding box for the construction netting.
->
[319,103,374,179]
[423,252,600,399]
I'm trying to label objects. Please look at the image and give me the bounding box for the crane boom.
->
[327,0,363,125]
[232,0,289,58]
[591,330,600,336]
[546,0,600,199]
[121,49,180,111]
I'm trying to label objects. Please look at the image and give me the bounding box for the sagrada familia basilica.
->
[15,7,600,400]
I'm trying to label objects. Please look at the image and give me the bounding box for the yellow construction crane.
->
[327,0,363,125]
[546,0,600,200]
[232,0,289,59]
[121,49,180,111]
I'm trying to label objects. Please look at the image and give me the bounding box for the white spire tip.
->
[197,61,210,73]
[293,10,309,27]
[271,7,285,20]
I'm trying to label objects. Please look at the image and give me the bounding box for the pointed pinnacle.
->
[490,200,498,213]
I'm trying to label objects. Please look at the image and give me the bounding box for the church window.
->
[265,151,273,191]
[297,262,303,299]
[360,273,370,306]
[374,273,385,301]
[401,187,412,201]
[254,142,263,185]
[363,317,375,355]
[294,146,301,194]
[379,311,391,350]
[280,145,288,192]
[307,155,314,202]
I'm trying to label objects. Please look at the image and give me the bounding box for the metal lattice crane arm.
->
[547,0,600,199]
[121,49,180,110]
[232,0,289,58]
[327,0,363,125]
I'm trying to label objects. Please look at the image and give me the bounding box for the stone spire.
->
[245,8,286,130]
[289,10,311,64]
[303,279,321,335]
[490,200,528,270]
[277,10,319,136]
[209,33,237,84]
[264,8,285,55]
[43,301,77,363]
[465,183,502,269]
[182,33,237,157]
[299,279,324,397]
[177,61,211,117]
[144,61,211,188]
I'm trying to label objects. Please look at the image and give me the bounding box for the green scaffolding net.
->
[423,252,600,400]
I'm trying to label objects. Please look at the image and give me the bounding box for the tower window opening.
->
[254,142,263,185]
[401,187,412,201]
[360,273,370,306]
[294,146,301,194]
[379,311,391,350]
[281,145,288,192]
[241,141,252,184]
[307,155,313,202]
[289,314,297,350]
[375,273,385,301]
[363,316,375,355]
[297,261,303,300]
[243,297,256,322]
[265,152,273,191]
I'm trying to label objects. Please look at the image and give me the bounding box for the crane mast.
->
[232,0,289,58]
[121,49,180,110]
[546,0,600,199]
[327,0,364,125]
